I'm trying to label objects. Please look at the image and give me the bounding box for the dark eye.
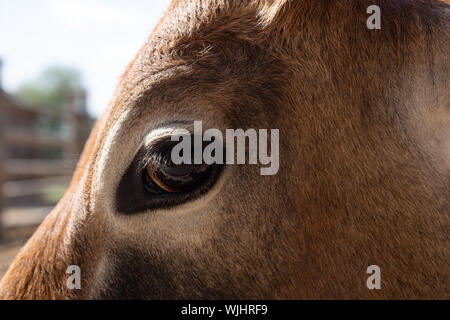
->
[116,136,223,214]
[144,157,213,194]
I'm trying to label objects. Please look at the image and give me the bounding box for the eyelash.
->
[141,142,223,196]
[139,140,174,172]
[115,137,224,214]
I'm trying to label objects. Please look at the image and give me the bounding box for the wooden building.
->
[0,61,94,236]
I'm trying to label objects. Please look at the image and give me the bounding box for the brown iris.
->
[145,158,212,193]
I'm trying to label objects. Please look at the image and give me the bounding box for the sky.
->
[0,0,172,117]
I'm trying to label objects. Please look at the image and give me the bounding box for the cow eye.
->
[144,157,213,194]
[116,136,223,214]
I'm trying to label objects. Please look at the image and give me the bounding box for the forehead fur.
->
[118,0,449,85]
[123,0,290,81]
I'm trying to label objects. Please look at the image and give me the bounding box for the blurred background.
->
[0,0,171,278]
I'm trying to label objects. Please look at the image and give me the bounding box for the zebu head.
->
[1,0,449,299]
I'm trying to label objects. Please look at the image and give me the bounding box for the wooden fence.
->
[0,89,93,238]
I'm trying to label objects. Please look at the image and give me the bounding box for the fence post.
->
[64,88,88,167]
[0,125,5,239]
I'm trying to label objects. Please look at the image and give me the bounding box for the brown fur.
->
[0,0,449,299]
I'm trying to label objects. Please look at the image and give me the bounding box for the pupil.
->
[155,159,210,192]
[163,164,196,177]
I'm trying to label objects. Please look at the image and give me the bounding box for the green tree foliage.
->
[16,66,82,111]
[15,66,83,135]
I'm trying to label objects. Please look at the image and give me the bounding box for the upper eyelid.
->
[140,121,204,170]
[139,137,175,170]
[140,123,196,165]
[144,127,191,147]
[143,120,194,146]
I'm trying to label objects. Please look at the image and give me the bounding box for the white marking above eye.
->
[144,126,190,147]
